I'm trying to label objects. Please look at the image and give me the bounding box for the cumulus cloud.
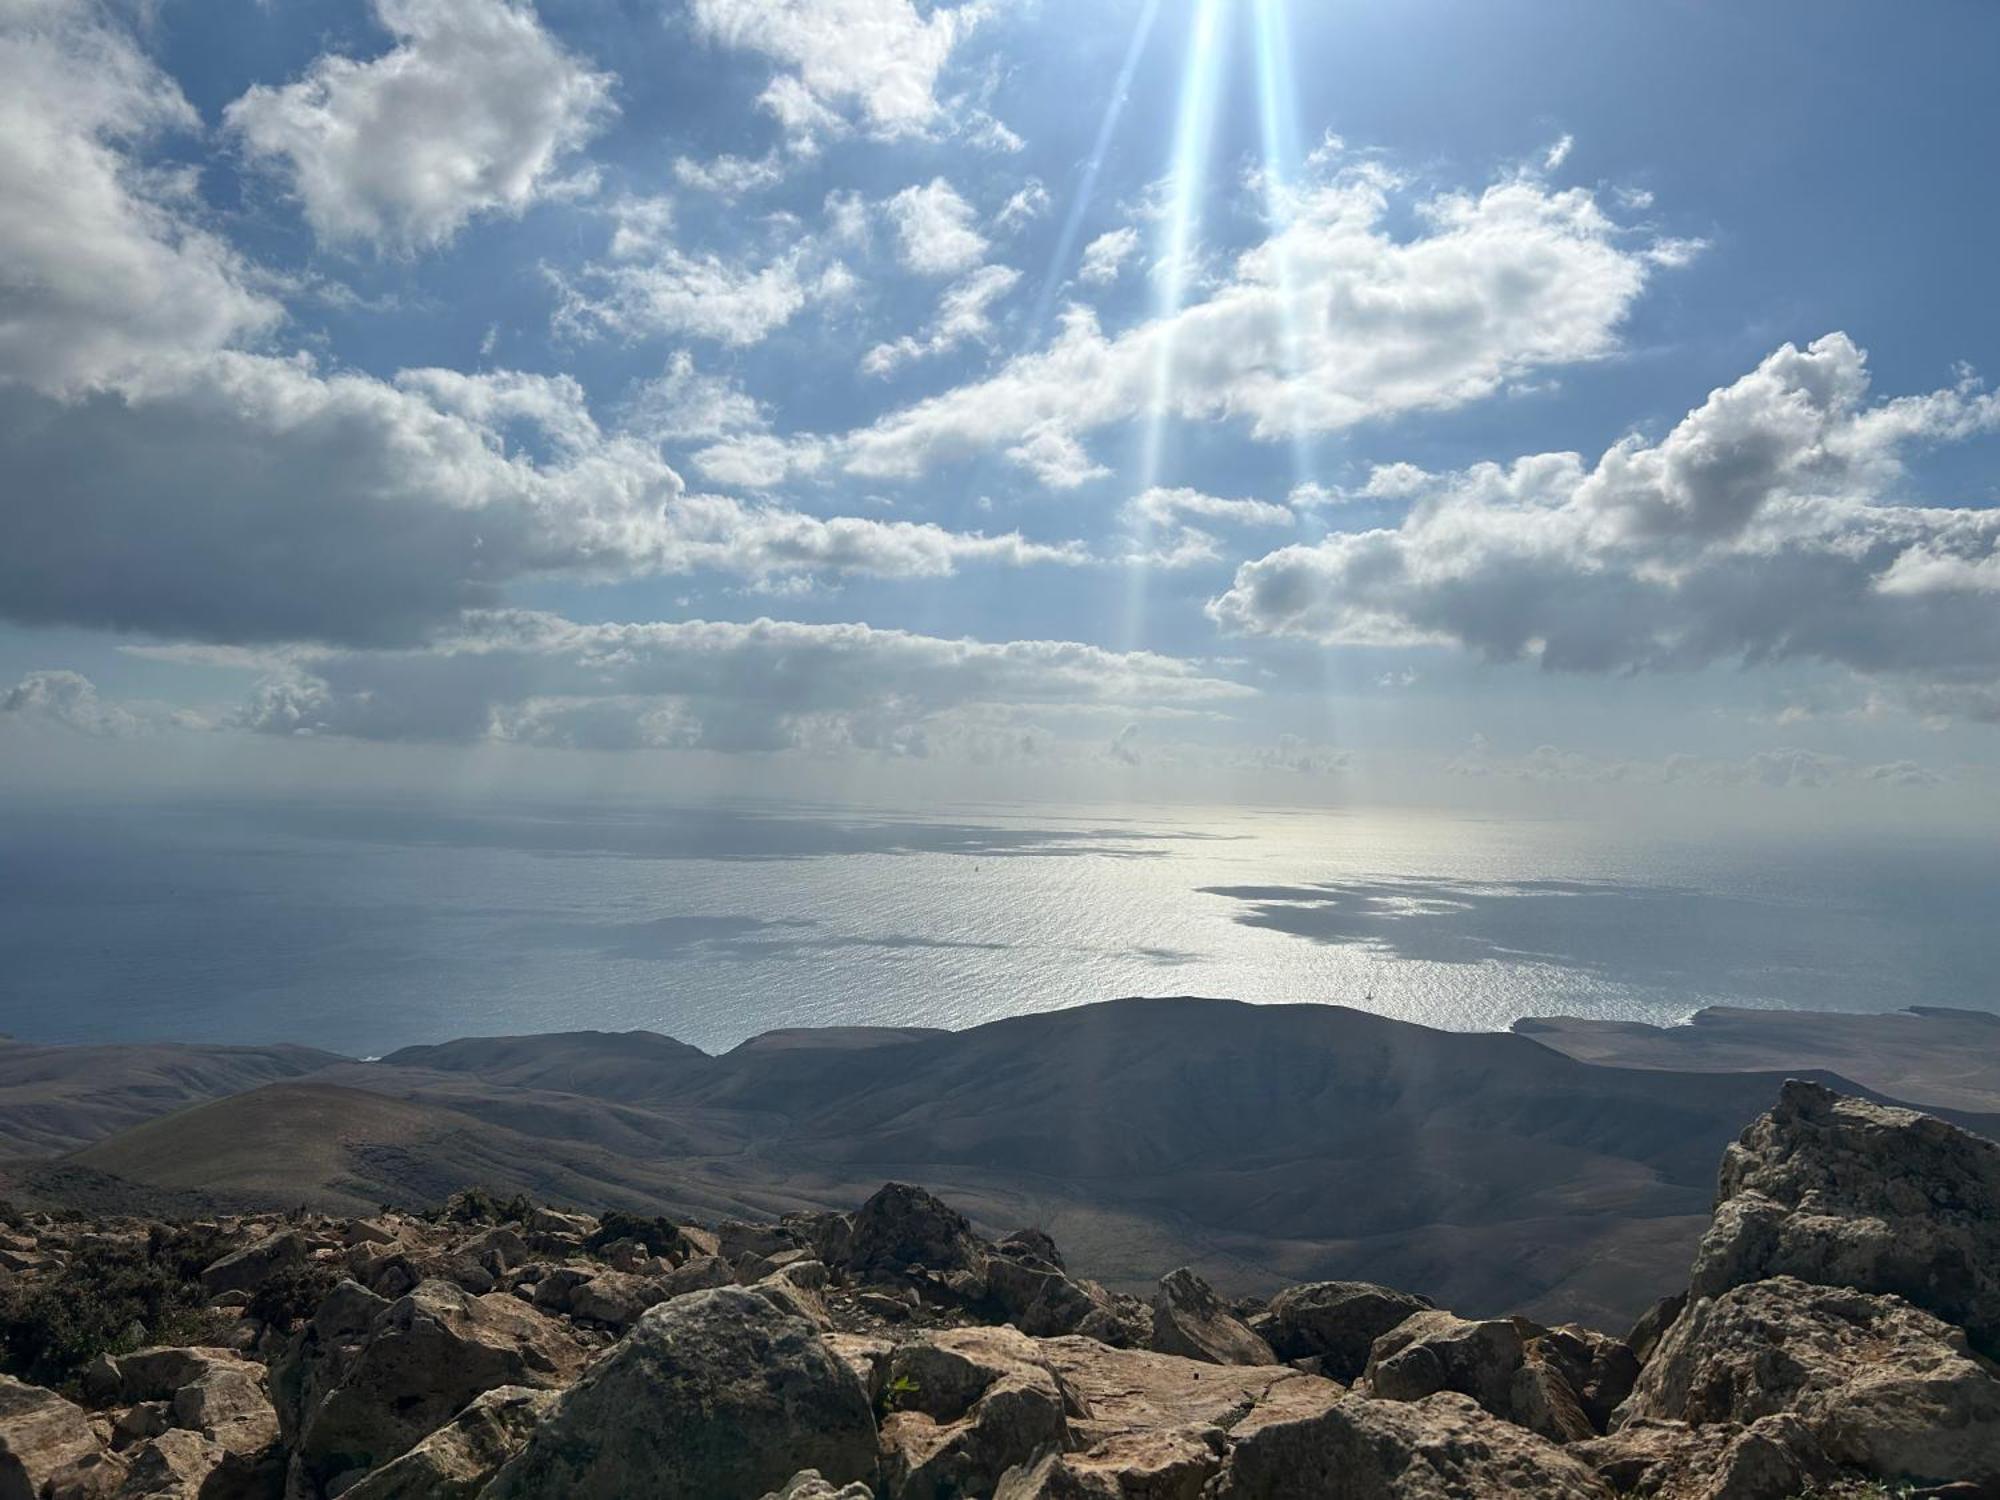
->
[0,3,281,396]
[1209,334,2000,719]
[995,180,1051,230]
[1078,226,1139,285]
[2,671,149,737]
[862,264,1020,375]
[0,353,1092,645]
[551,200,852,346]
[883,177,987,274]
[225,0,613,252]
[1121,486,1294,569]
[237,610,1251,751]
[671,149,786,198]
[833,168,1674,487]
[688,0,995,143]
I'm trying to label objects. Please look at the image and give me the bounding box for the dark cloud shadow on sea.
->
[159,800,1238,863]
[1197,876,1878,995]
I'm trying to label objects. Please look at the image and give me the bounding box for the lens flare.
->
[1252,0,1317,495]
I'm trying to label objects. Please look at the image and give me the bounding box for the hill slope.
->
[21,997,1991,1328]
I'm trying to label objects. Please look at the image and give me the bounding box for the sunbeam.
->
[1123,0,1230,652]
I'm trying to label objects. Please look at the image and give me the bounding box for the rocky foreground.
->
[5,1079,2000,1498]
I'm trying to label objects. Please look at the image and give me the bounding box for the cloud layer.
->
[1210,334,2000,717]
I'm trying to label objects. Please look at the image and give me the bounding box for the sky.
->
[3,0,1999,823]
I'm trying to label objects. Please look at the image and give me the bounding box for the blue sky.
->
[3,0,1998,818]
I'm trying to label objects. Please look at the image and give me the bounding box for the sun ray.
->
[1122,0,1230,654]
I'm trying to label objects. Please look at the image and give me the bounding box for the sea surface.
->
[1,796,1995,1056]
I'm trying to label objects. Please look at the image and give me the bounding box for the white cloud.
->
[995,179,1051,230]
[237,609,1250,751]
[1543,133,1574,171]
[622,352,765,442]
[225,0,613,252]
[862,264,1020,375]
[1209,334,2000,720]
[1120,487,1293,570]
[0,3,281,396]
[835,169,1677,486]
[1078,226,1139,285]
[671,149,786,198]
[688,0,995,142]
[3,671,147,737]
[0,346,1089,645]
[883,177,988,274]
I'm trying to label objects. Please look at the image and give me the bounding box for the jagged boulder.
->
[1573,1414,1836,1500]
[481,1287,875,1499]
[844,1183,986,1284]
[280,1279,583,1494]
[1691,1080,2000,1356]
[1150,1268,1275,1366]
[200,1232,308,1298]
[0,1375,123,1500]
[759,1474,873,1500]
[1364,1310,1604,1444]
[114,1428,223,1497]
[998,1336,1340,1498]
[1216,1389,1611,1498]
[564,1271,667,1330]
[341,1387,555,1500]
[877,1325,1080,1500]
[1363,1312,1513,1401]
[1619,1275,2000,1488]
[1528,1326,1639,1436]
[1254,1281,1434,1381]
[984,1244,1123,1341]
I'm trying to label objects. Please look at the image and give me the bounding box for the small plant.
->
[879,1372,921,1415]
[247,1259,340,1329]
[436,1187,534,1225]
[584,1211,685,1259]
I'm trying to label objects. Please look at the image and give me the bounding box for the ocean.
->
[1,796,1995,1056]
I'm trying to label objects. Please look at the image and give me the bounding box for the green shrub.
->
[246,1259,340,1330]
[584,1211,685,1259]
[0,1235,230,1392]
[435,1187,535,1226]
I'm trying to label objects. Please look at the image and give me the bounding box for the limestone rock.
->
[877,1325,1080,1500]
[1620,1275,2000,1487]
[200,1233,308,1298]
[758,1473,873,1500]
[564,1271,666,1331]
[480,1287,875,1500]
[1627,1294,1687,1369]
[1149,1269,1275,1367]
[1573,1414,1835,1500]
[1364,1311,1524,1416]
[340,1387,554,1500]
[1002,1337,1340,1499]
[283,1279,583,1494]
[656,1254,733,1298]
[844,1183,987,1284]
[111,1429,222,1498]
[1690,1080,2000,1356]
[1528,1326,1639,1436]
[1256,1281,1433,1382]
[1216,1389,1612,1498]
[0,1375,122,1500]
